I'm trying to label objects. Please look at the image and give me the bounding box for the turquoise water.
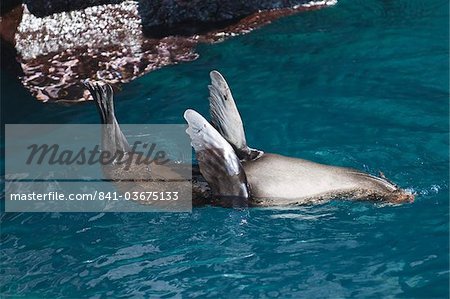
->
[1,0,449,297]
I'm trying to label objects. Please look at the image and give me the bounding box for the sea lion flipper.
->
[208,71,263,161]
[84,81,131,153]
[184,109,250,207]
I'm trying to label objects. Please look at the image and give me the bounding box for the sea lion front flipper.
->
[208,70,263,161]
[184,109,250,207]
[84,81,131,153]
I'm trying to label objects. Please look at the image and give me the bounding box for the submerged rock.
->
[8,0,336,103]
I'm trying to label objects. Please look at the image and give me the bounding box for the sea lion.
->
[183,71,414,206]
[84,72,414,208]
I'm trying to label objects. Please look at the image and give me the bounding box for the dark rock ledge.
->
[1,0,336,103]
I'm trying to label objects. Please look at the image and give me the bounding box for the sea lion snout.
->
[389,189,415,204]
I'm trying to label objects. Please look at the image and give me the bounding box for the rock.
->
[23,0,125,17]
[0,5,24,76]
[1,38,24,76]
[15,1,199,103]
[139,0,312,37]
[10,0,336,103]
[1,4,23,45]
[1,0,22,16]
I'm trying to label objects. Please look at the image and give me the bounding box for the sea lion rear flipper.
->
[208,70,263,161]
[84,81,131,153]
[184,109,250,207]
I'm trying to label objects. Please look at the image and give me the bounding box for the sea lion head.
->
[374,172,415,204]
[372,179,415,204]
[385,188,415,204]
[354,172,415,204]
